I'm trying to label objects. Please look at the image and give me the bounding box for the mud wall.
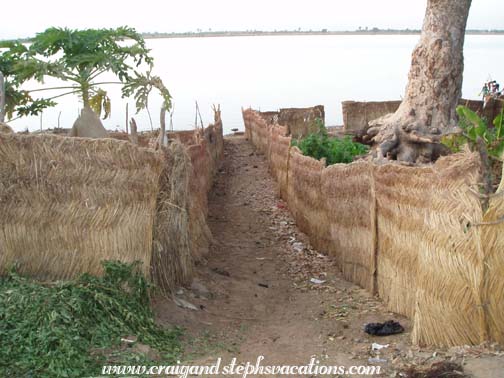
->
[242,107,504,347]
[342,99,504,136]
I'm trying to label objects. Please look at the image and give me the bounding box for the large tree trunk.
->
[365,0,472,163]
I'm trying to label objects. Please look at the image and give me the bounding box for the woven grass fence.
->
[0,120,223,293]
[243,108,504,347]
[269,124,290,200]
[322,161,376,293]
[0,133,163,281]
[287,147,328,252]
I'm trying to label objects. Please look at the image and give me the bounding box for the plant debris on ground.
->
[0,261,182,378]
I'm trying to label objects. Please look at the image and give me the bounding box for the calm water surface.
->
[9,35,504,134]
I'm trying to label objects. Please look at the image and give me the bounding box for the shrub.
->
[292,119,368,165]
[442,105,504,159]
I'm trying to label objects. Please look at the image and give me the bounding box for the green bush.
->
[0,261,182,378]
[292,120,369,165]
[442,105,504,159]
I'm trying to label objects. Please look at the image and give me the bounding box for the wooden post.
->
[159,105,167,148]
[0,72,5,123]
[129,117,138,145]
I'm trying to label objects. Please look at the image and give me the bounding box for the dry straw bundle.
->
[268,124,291,200]
[151,141,194,292]
[482,176,504,344]
[287,147,328,252]
[322,161,376,292]
[0,133,164,280]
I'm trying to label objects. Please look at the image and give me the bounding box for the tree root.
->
[364,114,457,164]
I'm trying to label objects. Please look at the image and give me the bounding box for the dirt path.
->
[155,136,503,377]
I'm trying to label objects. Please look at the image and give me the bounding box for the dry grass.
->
[322,160,376,293]
[287,147,328,252]
[0,133,164,280]
[268,125,291,200]
[151,141,195,292]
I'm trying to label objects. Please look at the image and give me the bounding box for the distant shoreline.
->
[3,30,503,43]
[141,30,504,39]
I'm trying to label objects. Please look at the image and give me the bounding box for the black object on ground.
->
[364,320,404,336]
[212,267,231,277]
[258,283,269,288]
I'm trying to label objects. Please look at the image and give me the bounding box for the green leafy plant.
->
[442,105,504,160]
[292,119,369,165]
[0,261,182,378]
[0,27,171,121]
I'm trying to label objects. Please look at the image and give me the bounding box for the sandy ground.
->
[155,136,504,378]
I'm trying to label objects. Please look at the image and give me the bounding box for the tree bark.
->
[365,0,472,163]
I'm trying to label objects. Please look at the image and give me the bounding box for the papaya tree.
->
[0,27,171,129]
[364,0,472,163]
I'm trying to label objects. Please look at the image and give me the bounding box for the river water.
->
[8,34,504,134]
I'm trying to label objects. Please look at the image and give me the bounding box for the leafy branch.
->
[0,27,171,121]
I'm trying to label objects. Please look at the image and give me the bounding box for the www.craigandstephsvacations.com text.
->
[101,356,381,377]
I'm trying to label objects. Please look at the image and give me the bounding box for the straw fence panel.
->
[250,112,270,155]
[268,124,291,200]
[409,153,484,346]
[481,173,504,344]
[287,148,328,251]
[243,109,253,141]
[321,161,376,292]
[374,164,430,318]
[375,153,485,346]
[168,130,197,145]
[0,133,163,280]
[152,142,193,291]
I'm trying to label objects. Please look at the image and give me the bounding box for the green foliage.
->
[442,105,504,160]
[291,119,369,165]
[122,70,172,114]
[0,261,182,378]
[0,27,171,119]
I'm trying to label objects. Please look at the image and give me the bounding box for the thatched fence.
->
[243,107,504,347]
[0,119,223,293]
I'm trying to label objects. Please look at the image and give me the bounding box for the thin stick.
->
[57,111,61,129]
[125,103,129,134]
[146,106,154,131]
[196,101,204,129]
[194,101,198,129]
[39,112,43,132]
[0,71,5,123]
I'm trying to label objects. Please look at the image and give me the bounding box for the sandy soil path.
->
[155,136,503,378]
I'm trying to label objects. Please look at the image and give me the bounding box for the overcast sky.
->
[1,0,503,40]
